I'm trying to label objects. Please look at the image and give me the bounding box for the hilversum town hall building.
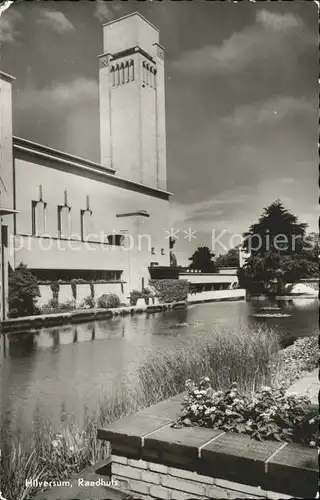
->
[0,13,171,318]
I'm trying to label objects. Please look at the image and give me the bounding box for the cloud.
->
[14,78,100,160]
[16,78,98,111]
[256,10,303,31]
[0,7,21,42]
[173,10,315,77]
[222,96,315,130]
[37,10,74,34]
[94,0,123,23]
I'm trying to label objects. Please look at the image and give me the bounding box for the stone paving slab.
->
[286,369,319,405]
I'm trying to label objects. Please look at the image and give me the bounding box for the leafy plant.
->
[80,296,95,309]
[149,279,189,304]
[173,378,318,447]
[97,293,120,309]
[130,289,144,306]
[8,264,40,318]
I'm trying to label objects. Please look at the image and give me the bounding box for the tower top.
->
[102,12,159,33]
[102,12,160,58]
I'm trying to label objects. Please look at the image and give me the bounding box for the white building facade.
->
[0,13,171,318]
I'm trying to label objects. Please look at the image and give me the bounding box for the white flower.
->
[191,404,198,413]
[225,409,232,416]
[233,398,240,404]
[204,377,210,382]
[52,440,59,448]
[309,441,316,447]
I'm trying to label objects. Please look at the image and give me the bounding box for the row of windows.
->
[31,200,94,242]
[30,200,166,255]
[142,61,156,88]
[110,60,157,88]
[110,60,135,86]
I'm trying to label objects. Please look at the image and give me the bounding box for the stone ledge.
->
[98,394,318,498]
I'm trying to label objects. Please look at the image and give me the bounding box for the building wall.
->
[179,273,238,285]
[13,155,170,291]
[99,14,166,190]
[188,289,246,304]
[0,72,15,319]
[111,455,293,500]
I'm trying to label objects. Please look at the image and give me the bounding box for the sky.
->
[0,0,318,265]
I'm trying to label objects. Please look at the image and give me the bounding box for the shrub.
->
[58,300,75,311]
[8,264,40,318]
[97,293,121,309]
[80,296,95,309]
[149,279,189,303]
[130,289,143,306]
[173,378,318,448]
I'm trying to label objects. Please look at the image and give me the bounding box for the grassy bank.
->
[0,325,294,500]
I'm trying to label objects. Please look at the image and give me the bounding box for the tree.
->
[238,203,318,295]
[215,247,239,268]
[188,246,217,273]
[8,264,40,318]
[243,200,307,257]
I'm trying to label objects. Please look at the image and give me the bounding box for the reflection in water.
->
[0,298,317,439]
[73,327,78,343]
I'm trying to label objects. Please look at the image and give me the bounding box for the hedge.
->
[149,279,189,304]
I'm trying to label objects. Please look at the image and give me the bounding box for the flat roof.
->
[13,136,173,198]
[0,71,15,83]
[102,12,159,33]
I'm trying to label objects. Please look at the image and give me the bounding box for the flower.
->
[52,440,59,448]
[309,441,316,448]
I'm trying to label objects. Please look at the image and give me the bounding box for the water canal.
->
[0,298,318,439]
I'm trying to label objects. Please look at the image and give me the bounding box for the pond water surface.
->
[0,298,318,439]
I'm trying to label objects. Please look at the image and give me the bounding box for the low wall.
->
[2,301,188,333]
[188,288,246,304]
[97,395,318,500]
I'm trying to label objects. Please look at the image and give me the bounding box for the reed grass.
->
[1,324,279,500]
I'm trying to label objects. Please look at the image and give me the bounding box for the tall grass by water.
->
[1,324,279,500]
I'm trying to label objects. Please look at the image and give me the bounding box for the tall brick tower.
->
[98,13,167,191]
